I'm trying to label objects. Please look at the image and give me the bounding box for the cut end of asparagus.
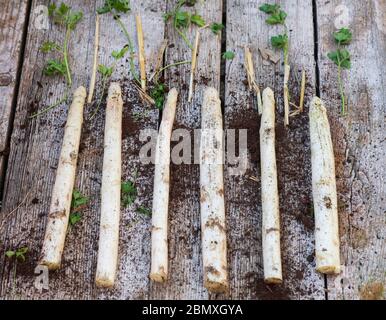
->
[317,265,341,275]
[264,277,283,285]
[149,269,168,283]
[95,276,115,289]
[204,279,228,294]
[38,260,60,271]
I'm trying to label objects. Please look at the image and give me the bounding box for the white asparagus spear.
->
[310,97,341,275]
[39,86,87,270]
[200,87,228,293]
[95,83,123,288]
[260,87,283,284]
[150,88,178,283]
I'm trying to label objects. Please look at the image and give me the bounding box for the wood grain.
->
[149,0,223,300]
[0,0,30,194]
[316,0,386,300]
[223,0,325,300]
[0,0,165,299]
[0,0,384,300]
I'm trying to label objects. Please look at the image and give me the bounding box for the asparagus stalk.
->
[309,97,341,275]
[200,87,228,293]
[150,88,178,283]
[260,87,283,284]
[39,86,87,270]
[95,83,123,288]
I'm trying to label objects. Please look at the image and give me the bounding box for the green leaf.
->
[266,10,287,25]
[121,181,137,207]
[150,83,168,110]
[210,22,224,35]
[48,3,57,16]
[259,3,280,14]
[57,3,70,17]
[97,0,131,14]
[271,34,288,49]
[49,2,83,29]
[191,14,206,27]
[67,11,83,30]
[222,51,235,60]
[40,41,61,53]
[69,212,82,226]
[136,206,152,217]
[71,190,88,211]
[175,11,191,29]
[333,28,352,45]
[6,247,28,262]
[328,49,351,69]
[15,247,28,262]
[98,64,114,77]
[112,45,129,60]
[5,251,15,258]
[44,59,67,77]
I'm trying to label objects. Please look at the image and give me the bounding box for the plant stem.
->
[90,74,109,120]
[114,14,140,84]
[153,60,191,82]
[30,93,69,119]
[173,0,193,50]
[336,46,346,115]
[337,65,346,115]
[177,28,193,50]
[63,27,72,87]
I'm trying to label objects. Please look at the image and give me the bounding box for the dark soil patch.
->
[226,109,260,164]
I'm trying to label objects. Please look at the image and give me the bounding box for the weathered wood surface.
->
[149,0,223,300]
[0,0,385,300]
[0,0,30,195]
[0,0,165,299]
[316,0,386,300]
[224,0,325,300]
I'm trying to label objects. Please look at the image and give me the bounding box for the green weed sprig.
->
[43,3,83,86]
[164,0,206,50]
[32,2,83,118]
[90,46,128,119]
[97,0,140,84]
[327,28,352,115]
[69,190,89,227]
[260,3,292,125]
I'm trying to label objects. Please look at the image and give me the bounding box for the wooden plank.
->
[0,0,166,299]
[316,0,386,300]
[224,0,325,299]
[149,0,223,299]
[0,0,30,194]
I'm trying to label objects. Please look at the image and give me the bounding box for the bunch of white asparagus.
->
[40,82,340,290]
[259,90,341,283]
